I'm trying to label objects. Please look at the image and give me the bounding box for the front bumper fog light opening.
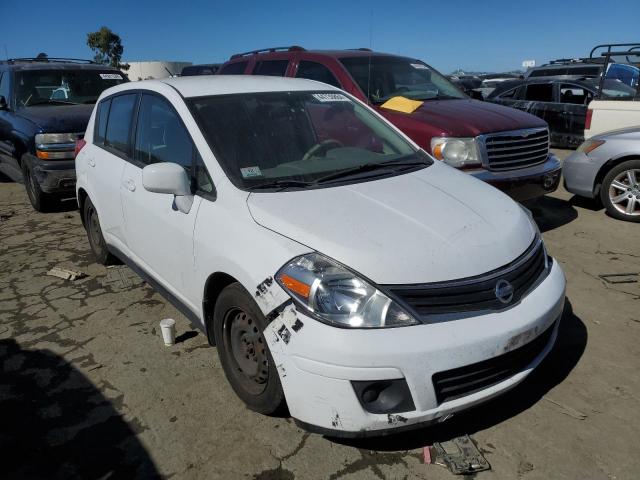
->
[542,172,560,190]
[351,378,416,414]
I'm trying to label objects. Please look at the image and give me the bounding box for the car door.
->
[120,92,204,307]
[557,83,593,146]
[87,92,138,245]
[0,70,17,177]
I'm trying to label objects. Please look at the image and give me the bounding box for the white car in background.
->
[75,76,566,436]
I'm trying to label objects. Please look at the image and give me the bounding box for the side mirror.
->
[0,95,8,110]
[142,162,193,213]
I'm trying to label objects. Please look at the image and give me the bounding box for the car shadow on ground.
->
[330,299,587,451]
[523,196,578,232]
[0,339,160,479]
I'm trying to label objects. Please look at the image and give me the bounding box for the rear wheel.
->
[83,197,117,265]
[600,160,640,223]
[213,283,286,415]
[22,159,56,212]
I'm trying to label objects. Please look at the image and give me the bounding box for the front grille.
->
[481,128,549,171]
[385,238,548,317]
[432,320,556,404]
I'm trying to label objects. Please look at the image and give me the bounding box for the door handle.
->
[88,158,95,167]
[125,179,136,192]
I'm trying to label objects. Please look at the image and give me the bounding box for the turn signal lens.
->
[277,273,311,299]
[576,139,605,154]
[432,143,444,160]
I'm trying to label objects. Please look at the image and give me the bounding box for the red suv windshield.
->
[339,56,465,104]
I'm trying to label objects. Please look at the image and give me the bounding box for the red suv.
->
[218,47,561,200]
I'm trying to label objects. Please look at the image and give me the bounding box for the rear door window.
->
[524,83,554,102]
[104,93,137,155]
[295,61,341,88]
[219,62,248,75]
[559,84,593,104]
[253,60,289,77]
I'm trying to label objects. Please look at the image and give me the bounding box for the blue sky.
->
[1,0,639,73]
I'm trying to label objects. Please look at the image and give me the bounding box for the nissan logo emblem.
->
[495,279,514,304]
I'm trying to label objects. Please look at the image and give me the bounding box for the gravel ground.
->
[1,150,639,479]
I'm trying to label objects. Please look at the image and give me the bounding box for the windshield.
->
[599,53,640,100]
[187,91,429,190]
[339,56,466,104]
[15,69,127,107]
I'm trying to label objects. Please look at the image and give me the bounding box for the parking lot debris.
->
[544,397,588,420]
[160,318,177,346]
[0,210,15,222]
[423,445,434,464]
[431,435,491,475]
[46,266,87,281]
[598,273,639,284]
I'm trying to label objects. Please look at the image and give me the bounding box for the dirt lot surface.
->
[1,150,639,479]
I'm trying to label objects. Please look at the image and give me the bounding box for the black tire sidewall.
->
[600,159,640,223]
[213,283,285,415]
[21,160,47,212]
[83,197,112,264]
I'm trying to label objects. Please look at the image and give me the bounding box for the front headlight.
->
[276,253,419,328]
[430,137,482,168]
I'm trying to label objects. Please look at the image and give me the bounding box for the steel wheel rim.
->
[223,307,269,395]
[609,168,640,216]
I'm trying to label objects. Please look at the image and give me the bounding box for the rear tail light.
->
[585,109,593,130]
[75,138,87,157]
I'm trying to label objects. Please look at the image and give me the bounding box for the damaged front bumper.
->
[264,259,566,437]
[23,154,76,193]
[469,154,562,201]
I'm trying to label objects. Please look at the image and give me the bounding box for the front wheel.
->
[213,283,286,415]
[22,159,56,212]
[600,160,640,222]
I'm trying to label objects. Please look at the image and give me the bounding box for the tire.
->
[83,197,117,265]
[213,282,286,415]
[22,159,57,212]
[600,159,640,223]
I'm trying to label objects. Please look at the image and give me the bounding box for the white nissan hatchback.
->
[76,76,566,436]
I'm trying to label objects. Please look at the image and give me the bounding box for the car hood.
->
[380,99,547,138]
[247,164,536,284]
[16,104,94,133]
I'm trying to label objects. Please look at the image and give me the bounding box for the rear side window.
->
[253,60,288,77]
[524,83,554,102]
[94,99,111,145]
[560,84,593,104]
[296,61,341,88]
[104,94,137,155]
[0,72,9,101]
[219,62,248,75]
[497,87,521,99]
[134,94,193,169]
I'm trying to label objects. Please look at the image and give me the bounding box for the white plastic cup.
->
[160,318,176,346]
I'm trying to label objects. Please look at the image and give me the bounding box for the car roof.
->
[119,75,342,98]
[227,49,415,62]
[0,61,122,72]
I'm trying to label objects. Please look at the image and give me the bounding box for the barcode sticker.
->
[312,93,349,102]
[100,73,123,80]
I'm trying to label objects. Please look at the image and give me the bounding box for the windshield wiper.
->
[27,99,79,106]
[313,157,428,184]
[248,179,315,191]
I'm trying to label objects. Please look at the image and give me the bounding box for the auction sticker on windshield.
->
[240,166,263,178]
[410,63,428,70]
[312,93,349,102]
[99,73,123,80]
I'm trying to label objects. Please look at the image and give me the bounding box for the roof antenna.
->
[366,10,373,104]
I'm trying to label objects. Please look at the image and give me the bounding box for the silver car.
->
[564,127,640,222]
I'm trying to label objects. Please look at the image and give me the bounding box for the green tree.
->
[86,27,129,70]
